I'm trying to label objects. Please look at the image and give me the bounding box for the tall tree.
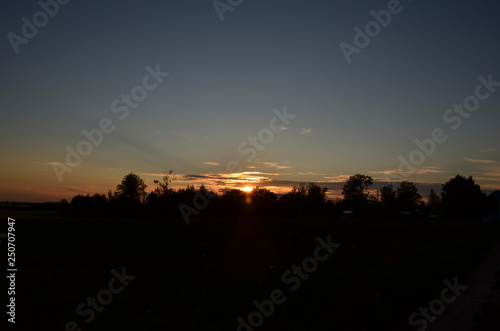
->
[115,172,147,203]
[250,186,278,214]
[441,175,486,219]
[279,183,307,215]
[380,184,397,211]
[396,181,421,211]
[251,186,277,201]
[342,174,373,207]
[306,182,328,207]
[426,188,441,214]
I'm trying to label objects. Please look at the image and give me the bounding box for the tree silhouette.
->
[396,181,421,212]
[251,186,277,201]
[426,188,441,214]
[305,182,328,213]
[441,175,486,220]
[279,183,307,215]
[115,172,147,203]
[152,170,173,197]
[147,171,177,216]
[380,184,397,212]
[61,170,492,220]
[220,189,246,215]
[342,174,373,210]
[70,193,108,216]
[250,186,278,215]
[484,191,500,220]
[278,182,329,215]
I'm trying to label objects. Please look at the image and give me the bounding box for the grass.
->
[2,209,499,330]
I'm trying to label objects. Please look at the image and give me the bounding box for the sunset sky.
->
[1,0,500,202]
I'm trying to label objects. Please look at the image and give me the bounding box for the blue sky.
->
[1,0,499,202]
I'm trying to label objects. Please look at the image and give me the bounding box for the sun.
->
[242,186,253,192]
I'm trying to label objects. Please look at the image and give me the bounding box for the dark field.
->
[3,210,500,330]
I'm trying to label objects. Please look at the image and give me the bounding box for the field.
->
[3,210,500,330]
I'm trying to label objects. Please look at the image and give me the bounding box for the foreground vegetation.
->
[3,209,499,330]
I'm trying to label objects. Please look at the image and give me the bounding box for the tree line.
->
[58,172,494,220]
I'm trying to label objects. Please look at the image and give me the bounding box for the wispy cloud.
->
[178,171,274,191]
[33,161,74,166]
[323,174,351,182]
[138,172,166,177]
[256,161,292,169]
[203,162,220,166]
[476,166,500,178]
[463,157,498,164]
[479,148,497,153]
[299,128,311,135]
[368,166,444,176]
[475,177,500,182]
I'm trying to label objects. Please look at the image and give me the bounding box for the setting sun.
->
[242,186,253,192]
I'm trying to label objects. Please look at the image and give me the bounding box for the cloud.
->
[463,157,498,164]
[256,161,292,169]
[476,165,500,179]
[138,172,167,177]
[203,162,220,166]
[368,166,444,176]
[176,171,276,192]
[323,174,351,182]
[33,161,74,166]
[475,177,500,182]
[299,128,311,135]
[479,148,497,153]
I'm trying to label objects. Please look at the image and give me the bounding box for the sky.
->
[1,0,500,202]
